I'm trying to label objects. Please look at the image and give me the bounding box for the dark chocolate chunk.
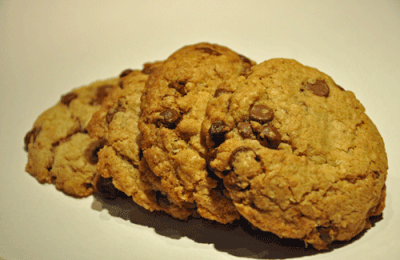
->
[237,122,253,139]
[229,146,255,166]
[106,105,126,124]
[60,92,78,106]
[119,69,133,78]
[241,66,252,76]
[209,120,228,147]
[317,227,333,242]
[239,54,253,76]
[257,125,281,149]
[196,47,221,56]
[24,126,42,151]
[214,88,231,98]
[158,109,181,129]
[168,81,187,95]
[141,63,157,75]
[239,54,252,65]
[249,104,274,123]
[84,139,106,164]
[373,171,380,179]
[306,80,330,97]
[90,84,114,105]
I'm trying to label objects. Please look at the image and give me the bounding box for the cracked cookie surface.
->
[24,78,118,197]
[138,43,255,223]
[202,58,388,249]
[88,62,196,220]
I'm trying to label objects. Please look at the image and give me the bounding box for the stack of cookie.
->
[24,43,387,250]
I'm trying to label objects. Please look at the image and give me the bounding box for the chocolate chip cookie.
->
[138,43,255,223]
[203,58,387,249]
[88,62,197,220]
[24,78,118,197]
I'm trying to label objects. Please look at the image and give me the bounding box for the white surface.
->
[1,1,399,259]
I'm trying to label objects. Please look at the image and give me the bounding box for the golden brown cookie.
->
[203,58,388,249]
[88,62,196,220]
[24,78,118,197]
[138,43,255,223]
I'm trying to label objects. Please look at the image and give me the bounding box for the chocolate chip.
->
[196,47,221,56]
[60,92,78,106]
[90,84,114,105]
[209,120,228,147]
[229,146,255,166]
[141,63,157,75]
[106,104,126,124]
[249,104,274,123]
[257,125,281,149]
[306,80,330,97]
[158,109,181,129]
[241,66,252,76]
[239,54,252,65]
[214,88,231,98]
[24,126,42,151]
[317,227,333,242]
[168,81,186,95]
[84,139,106,164]
[237,122,253,139]
[119,69,133,78]
[96,84,113,101]
[239,54,253,76]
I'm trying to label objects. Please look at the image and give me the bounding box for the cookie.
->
[24,78,118,197]
[202,58,388,249]
[138,43,255,223]
[88,62,196,220]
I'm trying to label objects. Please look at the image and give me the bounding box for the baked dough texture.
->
[24,78,118,197]
[138,43,255,223]
[202,58,387,249]
[88,62,199,220]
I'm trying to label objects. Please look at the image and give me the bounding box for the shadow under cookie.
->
[91,190,382,259]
